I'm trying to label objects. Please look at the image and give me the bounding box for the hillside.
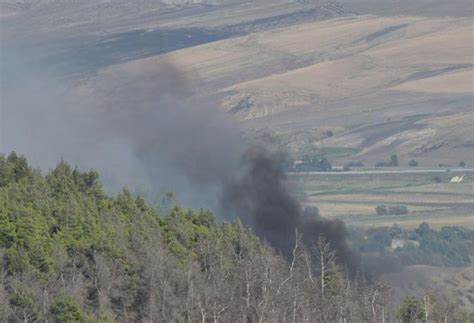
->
[1,2,473,321]
[80,14,473,166]
[383,265,474,311]
[1,152,473,321]
[1,0,473,169]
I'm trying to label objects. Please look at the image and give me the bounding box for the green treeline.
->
[0,153,471,322]
[352,224,474,276]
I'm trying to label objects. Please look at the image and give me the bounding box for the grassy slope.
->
[2,0,473,166]
[2,1,472,165]
[81,14,473,165]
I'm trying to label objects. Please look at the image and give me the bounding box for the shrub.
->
[376,155,399,167]
[389,205,409,215]
[459,161,466,167]
[376,205,388,215]
[398,296,425,323]
[303,206,320,218]
[375,161,392,167]
[9,286,39,322]
[345,160,364,167]
[439,163,452,168]
[317,157,332,172]
[294,156,332,172]
[376,205,408,215]
[50,297,84,322]
[408,160,418,167]
[390,154,399,167]
[230,96,253,114]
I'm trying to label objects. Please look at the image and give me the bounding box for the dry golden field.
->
[81,13,473,166]
[2,0,473,167]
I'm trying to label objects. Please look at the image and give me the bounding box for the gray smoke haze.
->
[96,63,243,187]
[1,53,154,197]
[1,55,243,208]
[85,62,245,208]
[1,55,356,270]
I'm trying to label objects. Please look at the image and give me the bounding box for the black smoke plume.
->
[222,148,358,271]
[2,58,357,271]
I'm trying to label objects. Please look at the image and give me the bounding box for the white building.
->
[450,175,465,183]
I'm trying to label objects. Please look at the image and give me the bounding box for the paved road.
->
[288,168,474,175]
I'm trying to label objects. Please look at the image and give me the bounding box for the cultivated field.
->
[290,169,474,228]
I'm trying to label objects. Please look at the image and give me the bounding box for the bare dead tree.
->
[313,236,336,301]
[0,260,12,323]
[421,290,438,323]
[369,282,391,323]
[277,229,303,295]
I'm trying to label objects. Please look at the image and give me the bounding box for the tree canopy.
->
[0,153,471,322]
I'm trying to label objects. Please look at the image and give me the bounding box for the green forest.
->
[0,152,472,322]
[351,224,474,276]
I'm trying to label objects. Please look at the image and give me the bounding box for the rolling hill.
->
[1,0,473,167]
[76,13,473,166]
[383,265,474,311]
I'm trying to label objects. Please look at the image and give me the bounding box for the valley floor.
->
[291,169,474,228]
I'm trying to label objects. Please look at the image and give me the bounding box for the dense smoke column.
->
[222,148,358,272]
[221,148,300,255]
[106,63,359,270]
[2,55,357,271]
[102,65,357,270]
[301,209,359,273]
